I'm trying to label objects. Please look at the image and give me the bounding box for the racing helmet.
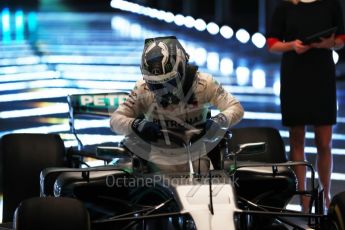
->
[141,36,189,106]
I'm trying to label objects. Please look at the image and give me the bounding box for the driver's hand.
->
[202,114,228,139]
[131,119,161,142]
[207,114,228,129]
[204,118,222,134]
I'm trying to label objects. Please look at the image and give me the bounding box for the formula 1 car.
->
[2,92,345,230]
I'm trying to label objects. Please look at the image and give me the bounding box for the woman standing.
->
[267,0,345,212]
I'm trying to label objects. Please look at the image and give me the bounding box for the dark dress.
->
[268,0,345,126]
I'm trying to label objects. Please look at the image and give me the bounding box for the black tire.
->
[328,191,345,230]
[14,197,90,230]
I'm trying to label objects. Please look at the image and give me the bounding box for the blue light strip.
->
[0,103,68,118]
[27,12,37,34]
[0,50,35,59]
[0,71,60,83]
[40,55,140,65]
[211,109,345,125]
[0,88,113,102]
[0,64,48,75]
[1,8,11,42]
[0,119,111,136]
[55,64,140,73]
[15,10,24,41]
[0,56,41,66]
[285,146,345,156]
[0,78,277,95]
[37,44,142,53]
[61,72,140,81]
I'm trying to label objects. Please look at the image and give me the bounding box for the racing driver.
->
[110,36,244,173]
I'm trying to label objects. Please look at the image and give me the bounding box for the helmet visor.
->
[143,71,181,93]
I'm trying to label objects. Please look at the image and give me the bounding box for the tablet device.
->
[302,26,337,45]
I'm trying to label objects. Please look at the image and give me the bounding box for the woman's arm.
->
[268,38,311,54]
[334,36,345,50]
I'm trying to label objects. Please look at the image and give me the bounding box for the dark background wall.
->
[1,0,344,36]
[1,0,344,56]
[134,0,260,34]
[0,0,40,11]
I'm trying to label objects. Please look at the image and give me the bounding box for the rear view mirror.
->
[236,142,267,155]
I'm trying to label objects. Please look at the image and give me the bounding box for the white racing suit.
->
[110,72,244,172]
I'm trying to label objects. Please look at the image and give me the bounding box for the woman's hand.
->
[293,40,311,54]
[310,34,335,49]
